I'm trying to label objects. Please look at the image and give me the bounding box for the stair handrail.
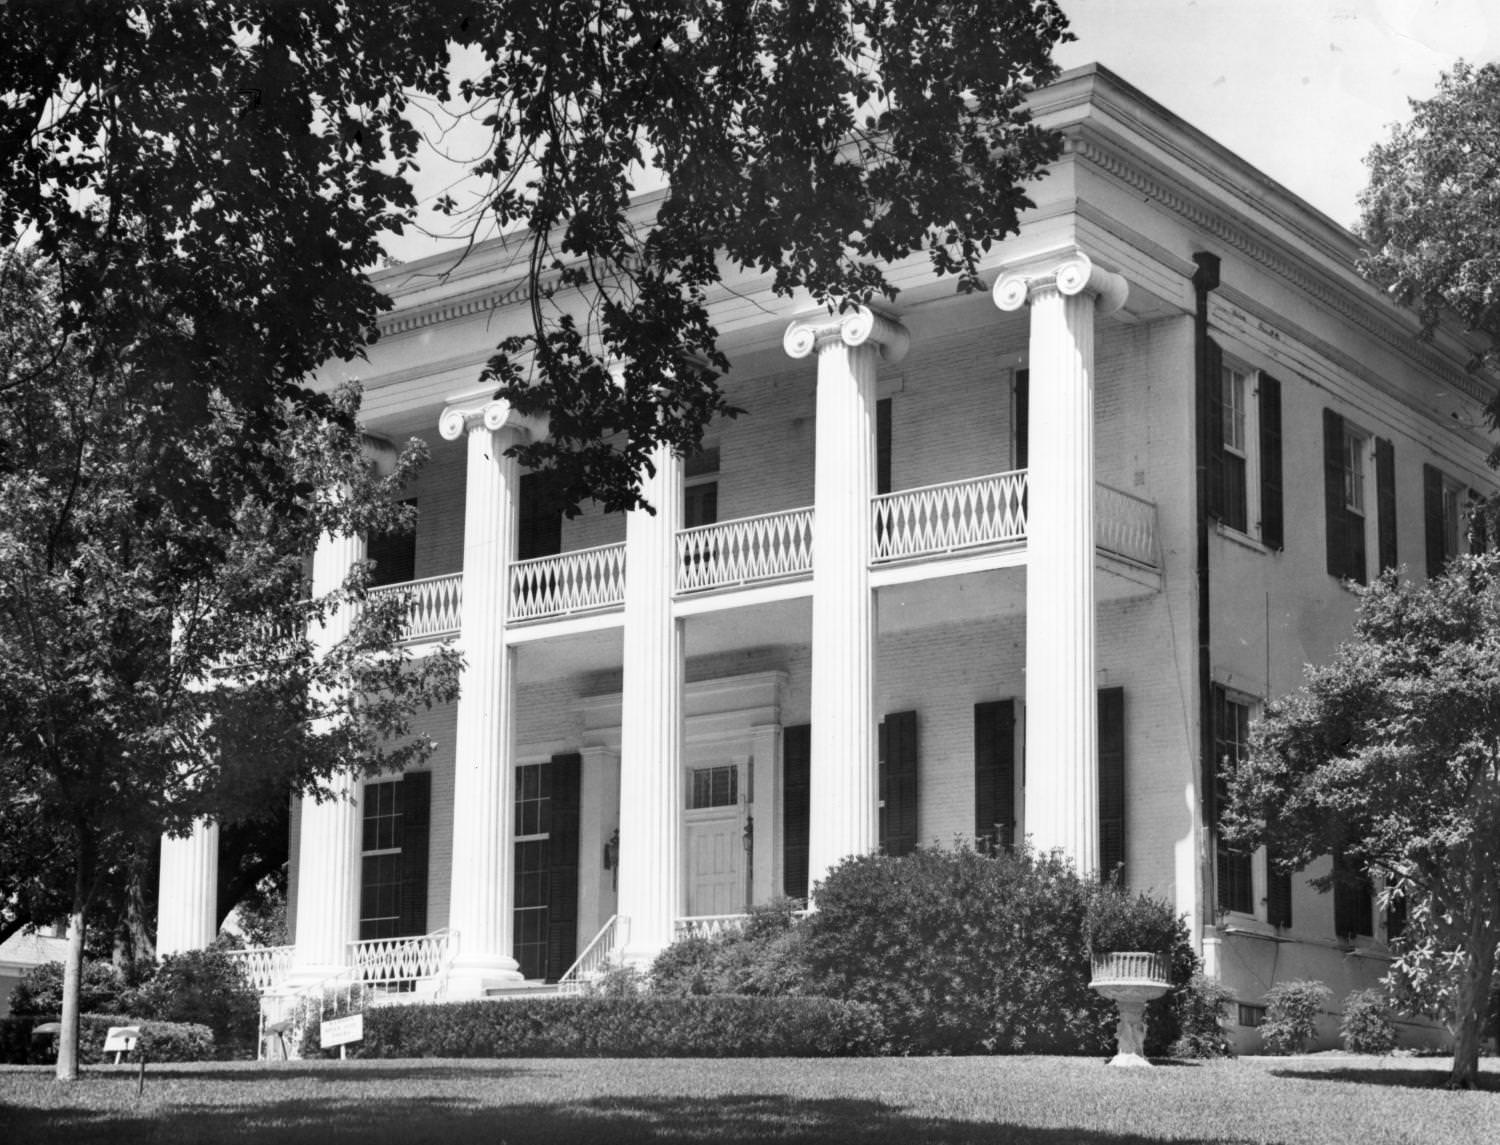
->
[556,914,628,996]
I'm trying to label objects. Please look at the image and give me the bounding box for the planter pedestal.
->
[1089,952,1170,1068]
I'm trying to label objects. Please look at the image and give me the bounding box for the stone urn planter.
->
[1089,951,1170,1068]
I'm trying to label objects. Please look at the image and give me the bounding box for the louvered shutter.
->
[879,711,919,856]
[1013,370,1029,470]
[782,725,811,899]
[877,398,893,496]
[397,770,431,936]
[1098,688,1126,881]
[545,752,582,981]
[973,700,1016,851]
[1324,410,1364,582]
[1376,438,1397,573]
[1258,375,1284,550]
[1265,842,1293,929]
[1424,464,1447,578]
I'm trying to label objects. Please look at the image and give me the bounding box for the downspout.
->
[1191,251,1221,958]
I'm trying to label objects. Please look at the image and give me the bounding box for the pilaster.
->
[995,250,1127,874]
[785,307,909,889]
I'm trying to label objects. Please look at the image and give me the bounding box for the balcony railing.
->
[509,542,627,621]
[676,506,815,593]
[348,928,458,989]
[872,470,1028,562]
[1094,483,1157,567]
[367,573,463,642]
[224,944,294,993]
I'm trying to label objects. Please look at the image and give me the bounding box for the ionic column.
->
[617,441,685,964]
[439,394,546,995]
[289,521,366,981]
[157,818,219,955]
[995,251,1128,874]
[784,307,909,888]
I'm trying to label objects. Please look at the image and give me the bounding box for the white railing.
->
[872,470,1027,562]
[367,573,462,642]
[676,506,814,593]
[509,542,627,620]
[1090,951,1170,985]
[555,914,629,997]
[1095,483,1158,568]
[348,928,458,989]
[675,914,751,941]
[259,966,364,1062]
[225,945,295,993]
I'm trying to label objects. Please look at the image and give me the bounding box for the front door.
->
[684,762,743,917]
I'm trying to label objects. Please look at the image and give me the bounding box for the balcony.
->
[367,573,463,643]
[676,505,815,593]
[509,542,628,621]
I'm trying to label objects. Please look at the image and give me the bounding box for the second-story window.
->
[1219,365,1250,533]
[1423,463,1468,577]
[368,499,417,587]
[684,446,720,529]
[1323,410,1395,585]
[1208,344,1282,549]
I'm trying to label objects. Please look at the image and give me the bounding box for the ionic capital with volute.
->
[438,391,549,443]
[993,249,1129,317]
[783,305,911,364]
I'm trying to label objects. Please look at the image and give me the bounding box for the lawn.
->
[0,1055,1496,1144]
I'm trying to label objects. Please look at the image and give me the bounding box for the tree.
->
[1359,61,1500,393]
[1225,557,1500,1088]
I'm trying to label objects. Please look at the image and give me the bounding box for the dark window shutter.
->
[1098,688,1126,881]
[545,752,582,981]
[368,499,418,588]
[1424,464,1447,578]
[518,472,565,561]
[1386,890,1407,943]
[973,700,1016,851]
[782,725,811,900]
[1324,409,1365,583]
[1265,843,1293,929]
[1376,438,1397,573]
[1207,339,1227,521]
[1258,374,1284,550]
[1014,369,1029,471]
[877,397,892,496]
[1334,856,1374,939]
[879,711,919,856]
[397,771,431,937]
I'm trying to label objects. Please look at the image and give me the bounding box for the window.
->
[1219,365,1249,533]
[684,445,720,529]
[511,755,583,982]
[1013,368,1029,471]
[359,780,404,941]
[367,499,417,587]
[1341,426,1366,516]
[1324,410,1395,585]
[1207,344,1282,548]
[1333,853,1374,940]
[1237,1003,1266,1028]
[518,472,565,561]
[1424,464,1467,577]
[1213,686,1254,915]
[877,397,892,495]
[689,764,738,809]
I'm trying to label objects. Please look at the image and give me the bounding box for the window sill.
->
[1214,522,1271,555]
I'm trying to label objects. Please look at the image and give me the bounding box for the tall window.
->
[1424,464,1467,577]
[1342,426,1366,516]
[367,499,417,587]
[684,445,720,529]
[359,780,404,940]
[513,762,551,980]
[1208,346,1282,548]
[1213,686,1254,915]
[1219,366,1249,533]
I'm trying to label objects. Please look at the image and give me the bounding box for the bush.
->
[799,845,1196,1056]
[1168,974,1234,1059]
[133,949,259,1059]
[1260,980,1331,1054]
[1341,987,1397,1054]
[343,995,880,1058]
[8,960,128,1016]
[0,1013,215,1064]
[652,898,810,998]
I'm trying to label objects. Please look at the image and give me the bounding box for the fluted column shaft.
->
[786,309,909,889]
[440,396,543,992]
[157,818,219,954]
[618,442,685,963]
[290,523,366,979]
[995,251,1128,874]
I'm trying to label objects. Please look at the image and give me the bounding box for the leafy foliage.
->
[8,960,127,1017]
[132,950,259,1060]
[1359,62,1500,386]
[651,898,811,997]
[1260,980,1331,1055]
[1226,556,1500,1085]
[1340,987,1398,1055]
[0,1014,214,1065]
[1168,974,1234,1059]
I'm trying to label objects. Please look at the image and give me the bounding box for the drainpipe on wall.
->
[1191,251,1221,961]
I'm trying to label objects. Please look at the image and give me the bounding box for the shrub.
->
[1341,986,1397,1054]
[133,949,259,1059]
[799,845,1195,1056]
[8,959,128,1016]
[345,995,880,1058]
[1168,974,1234,1059]
[652,898,811,998]
[1260,979,1331,1054]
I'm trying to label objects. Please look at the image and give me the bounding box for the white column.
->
[618,442,685,964]
[290,522,366,981]
[438,395,546,995]
[785,308,909,888]
[157,818,219,955]
[749,723,780,906]
[995,251,1128,874]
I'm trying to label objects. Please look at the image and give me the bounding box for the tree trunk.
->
[1446,922,1498,1089]
[55,905,86,1082]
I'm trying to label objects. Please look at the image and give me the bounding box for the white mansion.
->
[156,65,1492,1051]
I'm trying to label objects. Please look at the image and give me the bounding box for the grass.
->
[0,1055,1496,1144]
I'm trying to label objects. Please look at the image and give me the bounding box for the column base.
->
[444,956,526,999]
[1107,1052,1154,1069]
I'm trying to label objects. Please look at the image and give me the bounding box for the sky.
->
[384,0,1499,264]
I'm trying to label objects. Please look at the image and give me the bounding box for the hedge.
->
[312,995,882,1059]
[0,1013,214,1064]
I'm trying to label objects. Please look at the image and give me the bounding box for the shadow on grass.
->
[0,1091,1269,1145]
[1267,1066,1497,1093]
